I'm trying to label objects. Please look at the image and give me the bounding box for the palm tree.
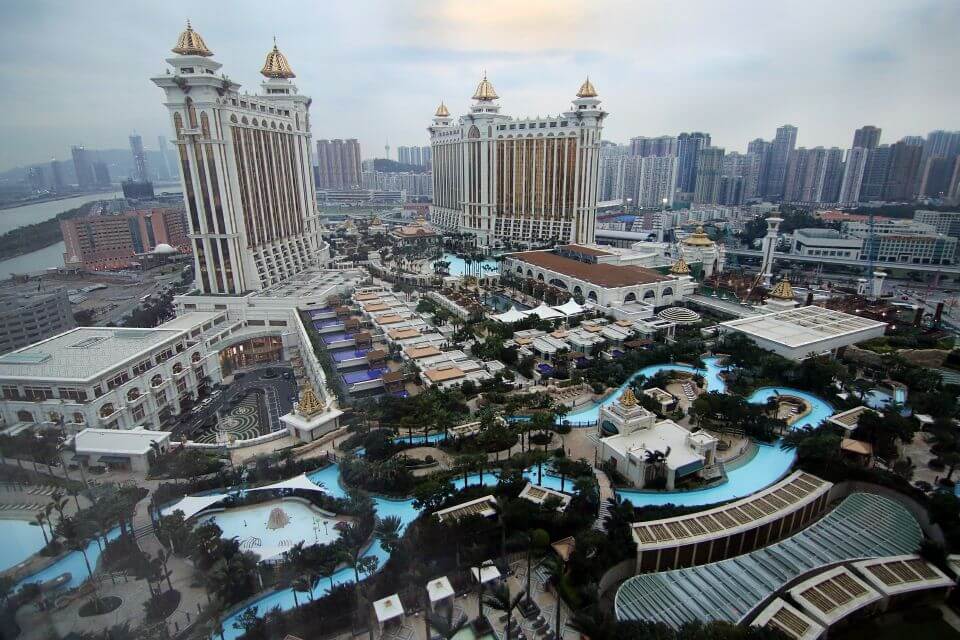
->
[541,555,567,640]
[156,548,174,592]
[483,583,524,640]
[428,600,469,640]
[375,515,402,554]
[34,512,49,546]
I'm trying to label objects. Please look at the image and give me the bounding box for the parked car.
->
[264,368,278,379]
[282,372,292,380]
[234,371,247,379]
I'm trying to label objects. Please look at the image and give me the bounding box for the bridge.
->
[725,248,960,276]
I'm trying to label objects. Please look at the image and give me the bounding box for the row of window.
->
[498,121,568,131]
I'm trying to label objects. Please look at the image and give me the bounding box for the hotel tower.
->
[152,23,323,294]
[429,75,606,247]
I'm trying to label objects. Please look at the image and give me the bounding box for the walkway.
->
[593,469,614,532]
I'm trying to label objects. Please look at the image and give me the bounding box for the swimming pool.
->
[322,332,355,345]
[16,526,123,592]
[330,348,370,363]
[440,253,499,278]
[342,368,387,384]
[0,519,48,573]
[313,319,344,330]
[199,500,341,561]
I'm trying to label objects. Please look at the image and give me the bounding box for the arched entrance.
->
[218,335,284,376]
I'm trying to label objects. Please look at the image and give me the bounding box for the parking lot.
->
[172,364,299,441]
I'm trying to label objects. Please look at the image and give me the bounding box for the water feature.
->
[342,368,387,384]
[0,520,48,572]
[330,348,370,363]
[322,331,354,345]
[16,527,123,592]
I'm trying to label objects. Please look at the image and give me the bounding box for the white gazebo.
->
[525,303,564,320]
[426,576,455,610]
[493,306,527,323]
[470,562,502,585]
[373,594,405,631]
[555,298,587,316]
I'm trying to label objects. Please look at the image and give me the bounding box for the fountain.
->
[266,507,290,530]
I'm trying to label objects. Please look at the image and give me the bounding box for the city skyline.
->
[2,0,960,172]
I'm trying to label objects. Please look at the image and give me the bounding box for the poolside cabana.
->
[471,562,502,585]
[160,493,226,519]
[427,576,455,610]
[373,594,405,632]
[555,298,588,316]
[525,303,564,320]
[493,306,527,323]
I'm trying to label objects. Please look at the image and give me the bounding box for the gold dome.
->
[619,387,638,407]
[683,226,715,247]
[670,257,691,275]
[296,385,326,419]
[435,102,450,117]
[172,20,213,57]
[261,42,295,79]
[576,77,598,98]
[768,278,795,300]
[472,73,499,101]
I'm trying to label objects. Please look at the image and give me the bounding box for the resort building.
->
[677,226,725,277]
[598,389,718,490]
[787,566,882,630]
[429,76,605,247]
[435,495,499,523]
[502,244,694,309]
[152,23,326,294]
[0,314,226,435]
[389,215,440,246]
[73,427,172,472]
[616,492,924,628]
[718,306,888,360]
[0,285,76,356]
[280,384,342,443]
[629,471,832,573]
[61,207,190,271]
[751,599,824,640]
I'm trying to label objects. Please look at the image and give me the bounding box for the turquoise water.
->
[0,519,48,572]
[440,253,498,278]
[16,526,122,592]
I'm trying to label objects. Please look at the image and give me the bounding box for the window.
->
[16,410,33,422]
[24,386,53,401]
[99,403,115,418]
[2,385,21,401]
[131,405,145,422]
[176,379,188,394]
[156,391,168,407]
[172,363,184,374]
[106,372,130,390]
[268,320,287,327]
[58,387,88,402]
[133,359,152,375]
[72,412,85,424]
[127,388,141,402]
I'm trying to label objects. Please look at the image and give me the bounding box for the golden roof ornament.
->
[769,278,795,300]
[619,387,638,407]
[172,20,213,57]
[670,256,691,275]
[683,225,715,247]
[472,72,499,101]
[296,385,326,419]
[576,77,598,98]
[435,102,450,117]
[261,40,296,79]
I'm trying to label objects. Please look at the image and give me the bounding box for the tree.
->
[541,554,567,640]
[375,515,402,554]
[428,602,469,640]
[483,583,524,640]
[34,512,50,546]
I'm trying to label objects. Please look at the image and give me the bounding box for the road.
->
[172,364,298,440]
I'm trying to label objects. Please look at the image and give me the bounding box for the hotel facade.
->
[152,24,325,294]
[429,76,606,247]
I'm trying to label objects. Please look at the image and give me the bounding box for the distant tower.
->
[385,140,390,161]
[129,133,149,182]
[759,216,783,285]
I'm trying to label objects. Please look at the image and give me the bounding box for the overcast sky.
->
[1,0,959,172]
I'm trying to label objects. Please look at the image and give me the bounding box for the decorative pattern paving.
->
[192,394,266,443]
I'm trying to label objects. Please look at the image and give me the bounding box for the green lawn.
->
[833,617,960,640]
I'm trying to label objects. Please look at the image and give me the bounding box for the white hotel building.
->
[151,24,326,294]
[429,76,606,247]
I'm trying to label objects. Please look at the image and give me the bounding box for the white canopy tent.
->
[525,303,564,320]
[246,473,328,494]
[160,493,227,519]
[493,306,528,323]
[471,562,502,585]
[554,298,587,316]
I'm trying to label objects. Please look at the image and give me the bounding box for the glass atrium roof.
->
[615,492,923,628]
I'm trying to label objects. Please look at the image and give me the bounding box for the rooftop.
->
[509,250,669,288]
[788,566,881,626]
[751,599,824,640]
[0,327,183,381]
[615,492,923,628]
[853,555,954,596]
[435,495,498,523]
[603,419,714,474]
[719,306,887,350]
[74,427,171,455]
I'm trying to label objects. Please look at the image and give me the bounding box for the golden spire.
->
[683,225,715,247]
[435,101,450,117]
[769,278,795,300]
[472,72,499,101]
[670,256,691,275]
[619,387,638,407]
[296,385,326,419]
[576,76,598,98]
[172,20,213,57]
[261,40,296,79]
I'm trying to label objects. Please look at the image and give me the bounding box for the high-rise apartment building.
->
[852,126,881,150]
[883,139,923,201]
[783,147,843,204]
[693,146,725,204]
[26,167,45,192]
[820,147,845,204]
[93,161,111,187]
[629,135,677,157]
[420,146,432,169]
[676,132,711,194]
[71,145,95,189]
[860,145,893,201]
[722,152,762,202]
[838,148,868,205]
[157,136,173,180]
[61,208,190,271]
[763,125,798,199]
[152,23,324,293]
[429,76,605,246]
[316,139,362,190]
[747,138,772,201]
[636,155,678,208]
[919,156,956,198]
[49,159,65,192]
[129,134,149,182]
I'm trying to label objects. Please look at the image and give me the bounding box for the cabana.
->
[493,306,527,323]
[427,576,455,610]
[471,562,502,585]
[524,303,564,320]
[555,298,588,316]
[373,594,405,632]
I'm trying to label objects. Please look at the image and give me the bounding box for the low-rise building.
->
[73,426,171,472]
[0,285,76,356]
